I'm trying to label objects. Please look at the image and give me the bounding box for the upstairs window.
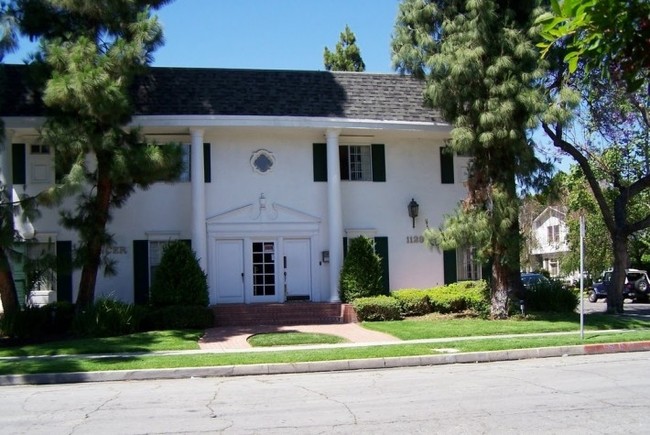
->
[340,145,372,181]
[312,143,385,182]
[177,143,211,183]
[547,224,560,244]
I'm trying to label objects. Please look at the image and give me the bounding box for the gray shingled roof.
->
[1,65,440,123]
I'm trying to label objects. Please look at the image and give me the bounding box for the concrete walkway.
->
[198,323,400,351]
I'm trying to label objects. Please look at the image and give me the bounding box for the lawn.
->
[1,312,649,376]
[362,312,650,340]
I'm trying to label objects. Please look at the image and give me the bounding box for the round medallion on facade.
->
[251,149,275,174]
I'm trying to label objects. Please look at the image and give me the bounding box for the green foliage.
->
[0,301,75,340]
[392,0,550,318]
[149,241,209,307]
[339,236,385,303]
[523,280,579,313]
[16,0,182,307]
[72,298,139,338]
[323,24,365,72]
[140,306,214,330]
[537,0,649,92]
[390,281,490,318]
[351,296,402,321]
[392,289,431,316]
[426,281,490,315]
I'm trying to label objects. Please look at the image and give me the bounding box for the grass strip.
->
[247,332,348,347]
[361,312,650,340]
[2,330,650,376]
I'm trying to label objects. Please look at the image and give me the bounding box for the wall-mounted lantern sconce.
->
[408,198,419,228]
[321,250,330,263]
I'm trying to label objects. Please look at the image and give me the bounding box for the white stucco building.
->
[530,206,570,277]
[1,65,471,308]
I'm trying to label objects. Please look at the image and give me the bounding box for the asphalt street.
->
[1,351,648,434]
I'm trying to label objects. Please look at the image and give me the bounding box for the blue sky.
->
[4,0,400,73]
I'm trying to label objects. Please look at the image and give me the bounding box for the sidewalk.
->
[1,325,650,386]
[198,323,400,351]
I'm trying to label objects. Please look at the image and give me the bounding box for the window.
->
[340,145,372,181]
[178,145,191,182]
[177,144,212,183]
[148,240,171,285]
[458,247,482,281]
[440,147,454,184]
[547,225,560,244]
[313,143,385,182]
[30,144,50,155]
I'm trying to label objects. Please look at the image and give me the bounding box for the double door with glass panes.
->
[213,238,312,303]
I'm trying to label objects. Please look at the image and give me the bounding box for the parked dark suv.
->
[589,268,650,302]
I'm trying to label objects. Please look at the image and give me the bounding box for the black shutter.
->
[12,143,26,185]
[374,237,390,294]
[371,144,386,182]
[440,147,454,184]
[343,237,348,257]
[443,249,457,284]
[482,259,492,284]
[56,241,73,303]
[203,143,211,183]
[339,145,349,180]
[133,240,149,305]
[312,143,327,182]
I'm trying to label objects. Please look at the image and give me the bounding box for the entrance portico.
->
[206,196,323,304]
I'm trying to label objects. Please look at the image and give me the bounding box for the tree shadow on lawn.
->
[0,330,202,358]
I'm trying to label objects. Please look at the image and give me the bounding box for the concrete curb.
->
[2,341,650,386]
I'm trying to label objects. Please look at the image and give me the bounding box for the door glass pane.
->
[252,242,275,296]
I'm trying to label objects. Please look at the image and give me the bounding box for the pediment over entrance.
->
[207,195,321,226]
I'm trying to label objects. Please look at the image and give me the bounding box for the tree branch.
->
[542,121,617,233]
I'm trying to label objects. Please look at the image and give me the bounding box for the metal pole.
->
[580,214,585,340]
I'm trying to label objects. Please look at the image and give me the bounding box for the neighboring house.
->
[0,65,471,308]
[529,206,570,277]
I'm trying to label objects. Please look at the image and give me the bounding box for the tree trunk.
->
[75,157,112,309]
[607,234,628,314]
[0,247,19,316]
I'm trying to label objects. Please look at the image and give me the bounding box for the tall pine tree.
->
[392,0,548,317]
[323,25,365,72]
[17,0,183,308]
[0,0,21,315]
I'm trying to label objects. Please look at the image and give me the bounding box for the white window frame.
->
[341,144,372,181]
[146,231,180,285]
[457,247,482,281]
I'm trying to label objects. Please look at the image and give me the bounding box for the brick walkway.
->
[198,323,400,351]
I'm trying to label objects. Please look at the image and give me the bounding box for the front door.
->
[283,239,312,301]
[252,241,277,302]
[214,239,245,303]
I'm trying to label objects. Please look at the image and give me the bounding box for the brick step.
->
[212,303,356,326]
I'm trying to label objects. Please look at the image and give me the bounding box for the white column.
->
[190,128,207,272]
[0,129,13,191]
[326,128,343,302]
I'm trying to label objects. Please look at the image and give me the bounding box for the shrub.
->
[392,289,431,316]
[426,280,490,315]
[351,295,402,321]
[150,241,209,307]
[72,298,139,338]
[1,306,47,340]
[339,236,385,303]
[523,280,579,313]
[41,301,76,335]
[141,305,214,330]
[0,301,75,340]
